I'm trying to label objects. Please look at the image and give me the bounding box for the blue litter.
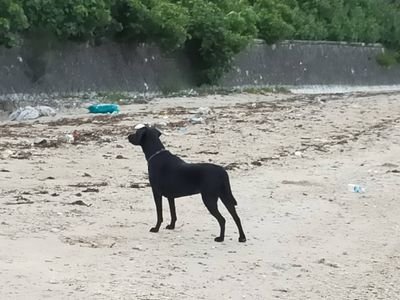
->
[88,104,120,114]
[348,184,365,193]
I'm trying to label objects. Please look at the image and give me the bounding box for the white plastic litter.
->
[9,106,56,121]
[36,106,57,117]
[188,107,212,124]
[190,107,212,116]
[135,124,145,129]
[189,117,204,124]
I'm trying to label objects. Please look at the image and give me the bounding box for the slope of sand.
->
[0,92,399,299]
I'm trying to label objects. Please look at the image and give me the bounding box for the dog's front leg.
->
[166,198,177,230]
[150,190,163,232]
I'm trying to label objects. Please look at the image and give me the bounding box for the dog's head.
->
[128,124,162,146]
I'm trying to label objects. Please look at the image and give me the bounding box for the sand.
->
[0,91,399,299]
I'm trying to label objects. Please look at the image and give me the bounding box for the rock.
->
[129,182,149,189]
[69,200,91,207]
[225,162,241,170]
[317,258,339,268]
[10,151,32,160]
[82,188,99,193]
[34,139,60,148]
[382,163,399,168]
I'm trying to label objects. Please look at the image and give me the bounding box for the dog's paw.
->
[238,236,247,243]
[150,227,159,233]
[214,237,224,242]
[166,224,175,230]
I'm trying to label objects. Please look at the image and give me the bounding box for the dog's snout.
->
[128,133,135,143]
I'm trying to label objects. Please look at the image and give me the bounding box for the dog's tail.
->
[220,170,238,206]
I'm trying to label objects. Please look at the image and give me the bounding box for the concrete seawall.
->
[223,40,400,87]
[1,39,399,111]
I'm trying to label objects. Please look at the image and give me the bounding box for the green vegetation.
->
[1,0,400,83]
[241,85,290,94]
[181,0,257,84]
[0,0,28,47]
[376,50,400,68]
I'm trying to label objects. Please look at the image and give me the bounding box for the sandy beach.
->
[1,91,399,299]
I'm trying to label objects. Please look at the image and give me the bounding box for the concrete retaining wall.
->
[1,39,400,102]
[223,40,400,87]
[0,38,195,96]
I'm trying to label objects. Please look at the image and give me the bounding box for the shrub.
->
[0,0,28,47]
[111,0,189,50]
[252,0,295,44]
[181,0,257,84]
[21,0,112,41]
[376,51,399,67]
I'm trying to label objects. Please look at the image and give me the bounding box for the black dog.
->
[128,124,246,242]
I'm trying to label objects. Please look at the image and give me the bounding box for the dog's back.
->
[149,152,234,202]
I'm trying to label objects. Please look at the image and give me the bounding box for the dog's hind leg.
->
[166,197,177,230]
[202,194,225,242]
[221,198,246,243]
[220,173,246,242]
[150,190,163,233]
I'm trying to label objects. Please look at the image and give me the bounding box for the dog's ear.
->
[148,126,161,137]
[153,127,162,137]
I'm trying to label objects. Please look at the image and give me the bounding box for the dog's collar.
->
[147,149,168,163]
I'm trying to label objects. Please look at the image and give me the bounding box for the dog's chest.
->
[147,163,168,189]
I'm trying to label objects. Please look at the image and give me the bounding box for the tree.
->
[21,0,112,41]
[111,0,189,50]
[180,0,257,84]
[0,0,28,47]
[253,0,295,44]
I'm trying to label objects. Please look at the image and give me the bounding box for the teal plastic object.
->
[88,103,120,114]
